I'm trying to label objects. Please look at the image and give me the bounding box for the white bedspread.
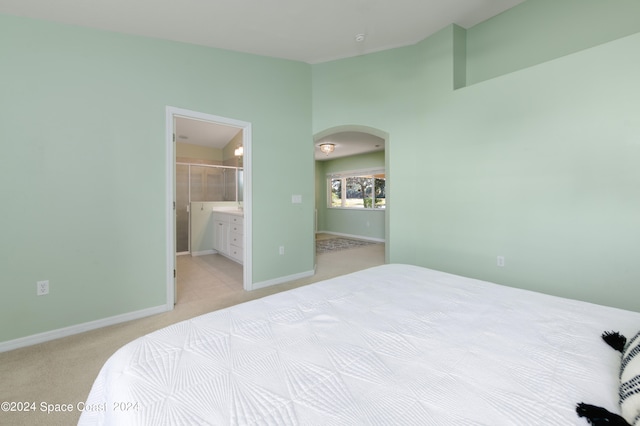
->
[79,264,640,425]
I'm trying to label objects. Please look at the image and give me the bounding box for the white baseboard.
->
[317,230,385,243]
[191,249,216,256]
[0,304,169,353]
[252,269,315,290]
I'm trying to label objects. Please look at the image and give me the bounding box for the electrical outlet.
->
[279,246,285,255]
[497,256,505,267]
[37,280,49,296]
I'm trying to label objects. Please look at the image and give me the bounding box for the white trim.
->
[166,106,253,303]
[326,167,385,179]
[165,108,175,309]
[316,231,385,243]
[252,269,315,290]
[191,250,216,256]
[0,305,168,353]
[241,123,253,290]
[326,206,386,212]
[175,162,238,169]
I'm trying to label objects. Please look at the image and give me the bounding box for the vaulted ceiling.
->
[1,0,524,158]
[0,0,523,64]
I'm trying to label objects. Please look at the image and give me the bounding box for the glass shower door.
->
[190,165,224,201]
[176,164,240,255]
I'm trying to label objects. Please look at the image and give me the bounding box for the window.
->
[328,169,385,209]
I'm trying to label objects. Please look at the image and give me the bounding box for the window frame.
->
[327,168,386,210]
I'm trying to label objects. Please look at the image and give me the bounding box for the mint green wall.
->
[313,27,457,263]
[0,15,313,342]
[466,0,640,84]
[322,151,385,173]
[189,202,233,254]
[3,2,640,345]
[313,9,640,311]
[315,151,385,240]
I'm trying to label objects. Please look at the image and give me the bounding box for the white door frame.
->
[165,106,252,309]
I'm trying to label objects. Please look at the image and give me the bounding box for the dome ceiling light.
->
[319,143,335,156]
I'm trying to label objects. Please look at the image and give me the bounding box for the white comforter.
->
[79,264,640,425]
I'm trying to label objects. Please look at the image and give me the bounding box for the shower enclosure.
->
[176,163,243,254]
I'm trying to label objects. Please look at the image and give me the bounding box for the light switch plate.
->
[291,194,302,204]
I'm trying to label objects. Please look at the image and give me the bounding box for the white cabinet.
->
[213,219,228,254]
[228,215,244,263]
[212,212,243,264]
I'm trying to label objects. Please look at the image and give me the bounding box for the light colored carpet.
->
[0,239,384,425]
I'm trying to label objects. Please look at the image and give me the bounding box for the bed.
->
[79,264,640,425]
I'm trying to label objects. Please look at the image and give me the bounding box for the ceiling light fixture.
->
[234,145,244,156]
[355,33,366,42]
[319,143,335,156]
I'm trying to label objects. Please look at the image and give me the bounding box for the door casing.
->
[165,106,253,309]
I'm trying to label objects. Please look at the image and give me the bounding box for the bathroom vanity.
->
[212,209,244,264]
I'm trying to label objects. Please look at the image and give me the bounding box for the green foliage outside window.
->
[329,171,385,209]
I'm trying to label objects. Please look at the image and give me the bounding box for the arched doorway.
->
[313,125,390,264]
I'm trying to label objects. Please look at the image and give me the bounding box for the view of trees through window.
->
[329,171,385,209]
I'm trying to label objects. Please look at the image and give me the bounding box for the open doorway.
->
[313,126,390,265]
[174,118,243,255]
[165,107,252,309]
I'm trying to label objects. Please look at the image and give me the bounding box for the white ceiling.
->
[175,117,241,149]
[1,0,523,64]
[2,0,524,159]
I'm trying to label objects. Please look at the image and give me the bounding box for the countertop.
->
[211,208,244,217]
